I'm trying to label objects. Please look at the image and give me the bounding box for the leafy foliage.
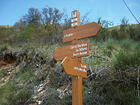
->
[6,89,32,105]
[113,49,140,70]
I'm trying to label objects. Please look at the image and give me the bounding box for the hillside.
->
[0,36,140,105]
[0,25,13,28]
[0,15,140,105]
[109,24,140,30]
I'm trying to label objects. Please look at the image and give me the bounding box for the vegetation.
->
[0,6,140,105]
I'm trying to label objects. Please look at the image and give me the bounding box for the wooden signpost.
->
[52,10,101,105]
[52,41,89,61]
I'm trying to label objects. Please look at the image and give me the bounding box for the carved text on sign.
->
[52,41,89,61]
[61,57,87,78]
[63,22,101,43]
[74,64,87,73]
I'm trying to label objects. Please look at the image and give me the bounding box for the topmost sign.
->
[71,10,80,27]
[63,22,101,43]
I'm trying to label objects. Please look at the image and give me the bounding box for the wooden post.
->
[72,57,83,105]
[72,76,77,105]
[72,76,83,105]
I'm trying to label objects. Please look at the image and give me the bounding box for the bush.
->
[0,45,9,51]
[13,66,35,84]
[113,48,140,70]
[20,26,35,39]
[7,89,32,105]
[132,25,140,41]
[119,39,135,50]
[41,89,61,105]
[103,38,119,51]
[49,64,70,88]
[61,94,72,105]
[86,67,138,105]
[95,28,110,41]
[0,82,17,105]
[111,29,119,39]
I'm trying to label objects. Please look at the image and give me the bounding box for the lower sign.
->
[61,57,87,78]
[52,41,89,61]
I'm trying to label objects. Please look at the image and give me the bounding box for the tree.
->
[14,19,27,32]
[80,12,90,25]
[63,14,71,29]
[120,17,129,31]
[121,17,129,25]
[23,8,41,24]
[97,17,113,28]
[41,7,63,28]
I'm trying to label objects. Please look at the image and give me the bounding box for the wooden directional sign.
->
[71,10,80,27]
[63,22,101,43]
[52,41,89,61]
[61,57,87,78]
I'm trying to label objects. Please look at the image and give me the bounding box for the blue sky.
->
[0,0,140,26]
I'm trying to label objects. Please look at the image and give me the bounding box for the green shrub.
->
[86,68,138,105]
[49,66,70,88]
[134,28,140,41]
[104,39,119,51]
[0,82,17,105]
[14,66,35,83]
[0,44,9,51]
[41,89,61,105]
[129,25,140,41]
[6,89,32,105]
[61,94,72,105]
[113,48,140,70]
[119,39,134,51]
[111,83,136,105]
[111,29,119,39]
[20,26,35,39]
[129,26,136,40]
[132,97,140,105]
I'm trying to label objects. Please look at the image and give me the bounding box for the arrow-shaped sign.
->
[52,41,89,61]
[61,57,87,78]
[63,22,101,43]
